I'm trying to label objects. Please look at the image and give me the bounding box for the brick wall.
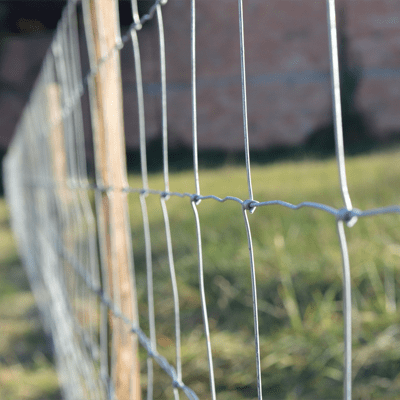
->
[119,0,400,151]
[1,0,400,152]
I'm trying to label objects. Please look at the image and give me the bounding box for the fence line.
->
[3,0,400,399]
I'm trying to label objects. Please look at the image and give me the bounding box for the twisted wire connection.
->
[20,179,400,223]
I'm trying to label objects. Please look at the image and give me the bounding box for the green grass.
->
[0,198,61,400]
[2,148,400,399]
[128,149,400,399]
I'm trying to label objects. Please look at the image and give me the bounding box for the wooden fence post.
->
[82,0,141,398]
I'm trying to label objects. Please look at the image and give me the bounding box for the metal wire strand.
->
[63,15,102,395]
[157,4,181,398]
[131,29,149,191]
[191,201,216,400]
[130,0,142,30]
[131,4,156,397]
[68,7,103,376]
[17,177,400,221]
[327,2,354,398]
[140,194,156,400]
[326,0,353,213]
[238,0,253,202]
[242,208,263,400]
[191,0,200,196]
[161,197,182,400]
[157,4,169,194]
[337,220,352,400]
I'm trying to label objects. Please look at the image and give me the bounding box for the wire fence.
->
[3,0,400,399]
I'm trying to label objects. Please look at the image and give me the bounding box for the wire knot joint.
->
[172,378,181,389]
[337,208,359,227]
[191,194,201,206]
[243,199,256,214]
[140,189,148,197]
[161,191,170,201]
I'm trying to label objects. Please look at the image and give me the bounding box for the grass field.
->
[0,198,61,399]
[2,148,400,399]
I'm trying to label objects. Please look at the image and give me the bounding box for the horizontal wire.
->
[23,178,400,224]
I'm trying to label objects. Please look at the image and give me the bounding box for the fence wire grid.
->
[3,0,400,399]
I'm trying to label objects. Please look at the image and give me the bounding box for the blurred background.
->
[2,1,400,399]
[2,0,400,189]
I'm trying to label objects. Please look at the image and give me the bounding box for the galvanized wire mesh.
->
[3,0,400,399]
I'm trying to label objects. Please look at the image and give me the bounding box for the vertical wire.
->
[26,48,95,397]
[189,13,209,395]
[130,5,155,398]
[131,29,148,190]
[156,4,181,399]
[42,55,68,361]
[140,195,156,400]
[68,6,88,183]
[54,20,97,398]
[191,0,200,195]
[128,5,144,399]
[95,187,111,391]
[69,4,102,370]
[62,17,87,356]
[59,24,78,181]
[42,59,84,397]
[65,8,88,350]
[326,0,352,212]
[49,37,72,323]
[157,5,169,194]
[130,0,142,29]
[191,201,216,400]
[27,104,54,329]
[238,0,253,201]
[109,198,121,400]
[191,1,214,397]
[51,35,69,303]
[242,208,262,400]
[32,70,50,338]
[326,2,354,399]
[57,31,92,395]
[54,27,80,314]
[122,196,141,400]
[337,220,352,400]
[160,198,181,400]
[31,78,84,400]
[68,6,103,395]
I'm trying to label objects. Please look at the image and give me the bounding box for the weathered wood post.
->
[82,0,141,398]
